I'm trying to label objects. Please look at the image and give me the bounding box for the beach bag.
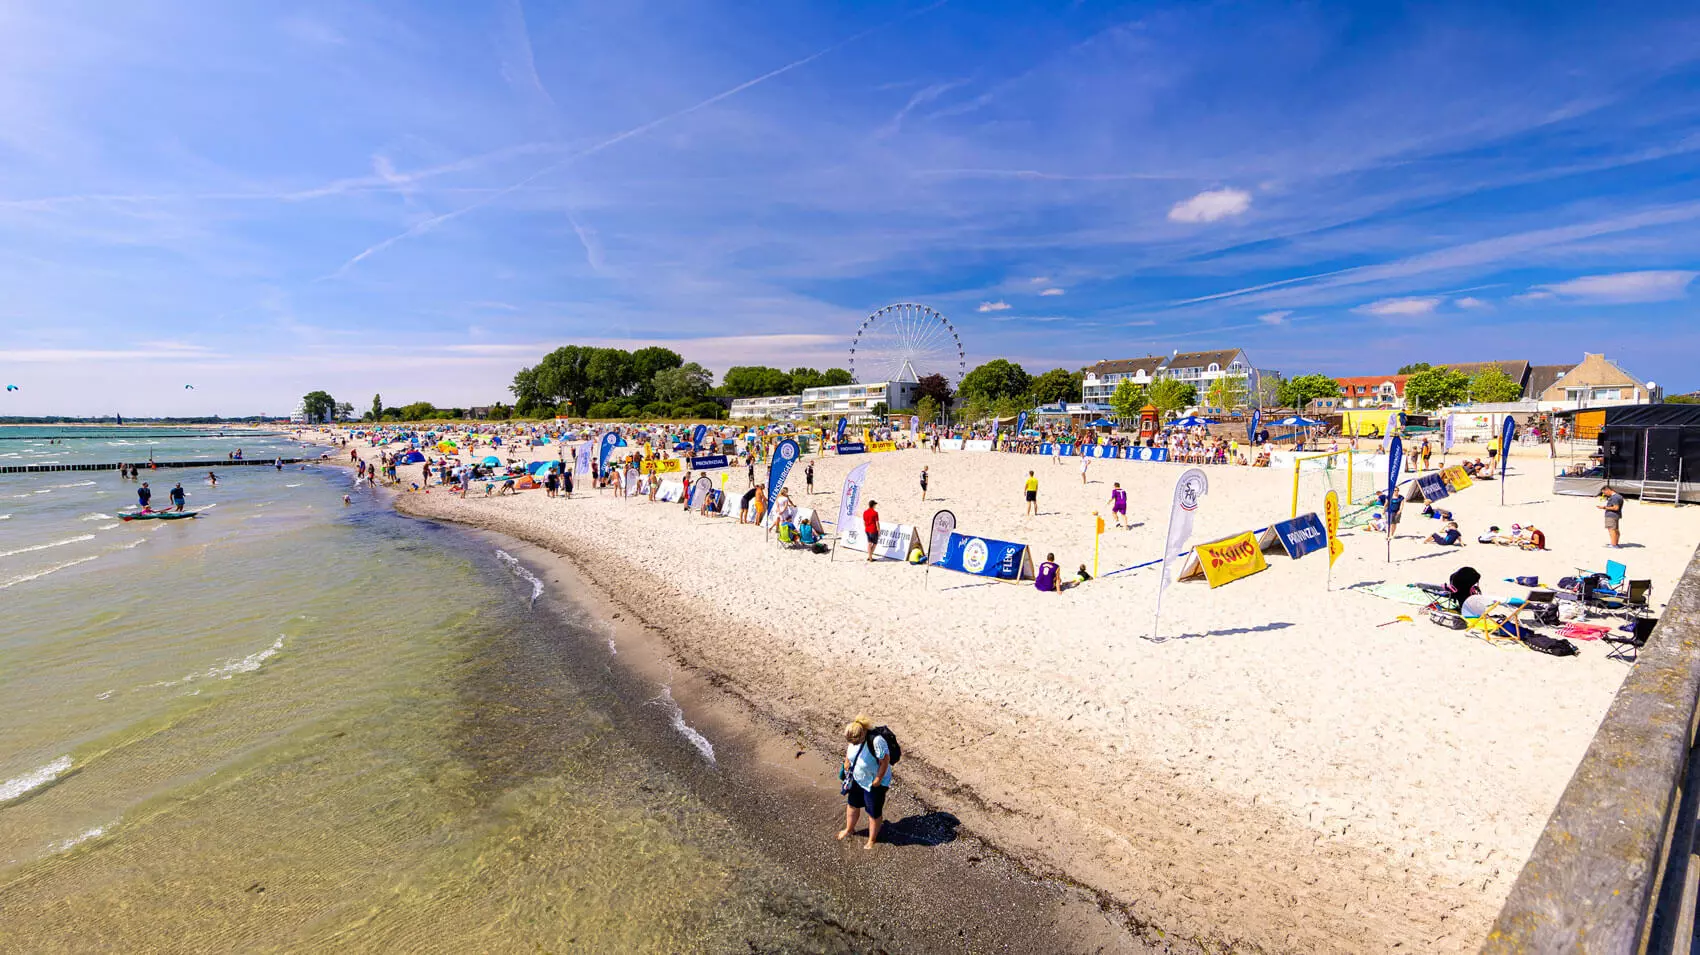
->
[1523,602,1560,626]
[1514,576,1539,587]
[1429,609,1467,630]
[870,725,903,765]
[1558,601,1586,623]
[1520,633,1578,657]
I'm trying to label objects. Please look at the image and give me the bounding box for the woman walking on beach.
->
[838,717,892,850]
[919,466,929,501]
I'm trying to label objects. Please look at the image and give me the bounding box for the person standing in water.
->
[169,483,187,512]
[207,471,218,486]
[838,717,893,850]
[137,481,153,510]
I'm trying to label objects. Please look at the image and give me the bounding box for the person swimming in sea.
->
[207,471,219,486]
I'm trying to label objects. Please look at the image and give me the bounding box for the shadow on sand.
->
[879,811,961,848]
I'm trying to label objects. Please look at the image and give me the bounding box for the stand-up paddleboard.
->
[121,510,198,522]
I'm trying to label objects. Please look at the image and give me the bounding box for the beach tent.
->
[399,450,425,464]
[527,461,558,475]
[481,455,501,466]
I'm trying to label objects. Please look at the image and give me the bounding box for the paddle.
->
[1376,615,1414,628]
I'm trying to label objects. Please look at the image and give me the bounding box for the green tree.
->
[1276,373,1341,410]
[398,401,436,421]
[1147,378,1197,416]
[1397,361,1432,376]
[915,394,940,424]
[368,394,383,422]
[959,359,1032,403]
[721,366,793,397]
[1108,379,1149,421]
[820,368,854,387]
[915,373,955,408]
[1468,366,1524,403]
[992,395,1021,421]
[1404,368,1471,411]
[787,367,826,392]
[1204,375,1249,412]
[1029,368,1078,405]
[300,390,336,423]
[652,362,712,404]
[1668,394,1700,405]
[333,401,355,422]
[962,394,991,425]
[870,401,890,421]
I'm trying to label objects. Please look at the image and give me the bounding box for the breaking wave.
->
[1,755,73,803]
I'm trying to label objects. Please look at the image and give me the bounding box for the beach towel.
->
[1353,582,1436,607]
[1558,623,1610,641]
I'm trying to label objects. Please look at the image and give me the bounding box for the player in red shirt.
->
[862,500,880,562]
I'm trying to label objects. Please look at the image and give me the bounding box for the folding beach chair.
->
[1572,559,1627,593]
[1589,579,1651,617]
[1604,616,1658,663]
[1460,595,1530,647]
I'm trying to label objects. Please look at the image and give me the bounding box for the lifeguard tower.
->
[1138,404,1161,443]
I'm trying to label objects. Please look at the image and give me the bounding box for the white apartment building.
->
[1081,356,1166,404]
[800,381,920,422]
[728,394,804,420]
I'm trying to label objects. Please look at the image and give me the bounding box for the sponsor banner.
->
[1440,464,1473,492]
[843,522,922,561]
[1415,472,1450,502]
[766,437,800,504]
[1040,443,1076,456]
[1248,408,1261,445]
[868,441,897,453]
[1084,445,1118,458]
[837,463,869,539]
[1500,415,1515,479]
[655,478,685,502]
[837,441,867,455]
[1386,436,1403,502]
[928,509,956,565]
[690,454,729,470]
[640,458,683,475]
[1016,411,1028,434]
[1261,512,1328,559]
[937,438,965,451]
[835,417,848,445]
[1121,447,1169,462]
[1324,490,1343,567]
[1181,531,1269,588]
[575,441,594,479]
[1159,468,1210,596]
[1443,414,1455,452]
[691,424,708,449]
[964,439,994,452]
[598,431,624,470]
[689,475,712,509]
[936,532,1035,580]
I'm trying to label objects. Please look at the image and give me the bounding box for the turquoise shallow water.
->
[0,430,859,953]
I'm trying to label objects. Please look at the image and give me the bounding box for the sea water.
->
[0,429,852,952]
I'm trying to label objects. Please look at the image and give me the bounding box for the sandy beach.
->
[347,432,1700,953]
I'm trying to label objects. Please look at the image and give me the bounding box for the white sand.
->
[348,431,1699,953]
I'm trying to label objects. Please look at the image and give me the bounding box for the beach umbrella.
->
[1170,415,1215,428]
[1270,415,1325,428]
[1087,418,1115,427]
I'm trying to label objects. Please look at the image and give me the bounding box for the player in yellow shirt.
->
[1024,470,1039,517]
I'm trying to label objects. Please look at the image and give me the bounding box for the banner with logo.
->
[1016,411,1028,434]
[1324,489,1343,570]
[868,441,897,453]
[1440,464,1473,492]
[690,454,729,470]
[575,441,594,480]
[936,532,1035,580]
[598,430,625,471]
[836,462,869,540]
[1248,408,1261,444]
[1386,436,1403,503]
[835,417,847,445]
[1040,443,1076,456]
[1499,415,1515,479]
[691,424,708,449]
[1175,531,1268,587]
[689,475,712,509]
[1259,513,1327,559]
[836,441,867,455]
[963,439,993,452]
[1154,468,1209,633]
[927,509,956,565]
[910,415,919,432]
[1415,472,1450,502]
[1443,414,1455,452]
[640,457,682,475]
[1122,447,1169,462]
[843,522,922,561]
[766,437,800,503]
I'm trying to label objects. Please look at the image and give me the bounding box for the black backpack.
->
[870,725,903,765]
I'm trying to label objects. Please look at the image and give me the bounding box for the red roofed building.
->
[1335,375,1408,410]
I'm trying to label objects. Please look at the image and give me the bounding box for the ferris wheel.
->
[849,303,965,386]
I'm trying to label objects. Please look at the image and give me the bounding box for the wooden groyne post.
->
[1484,544,1700,953]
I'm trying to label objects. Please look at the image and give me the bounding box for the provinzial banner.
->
[1415,473,1449,502]
[1264,513,1327,559]
[936,532,1034,580]
[690,454,729,470]
[836,442,867,455]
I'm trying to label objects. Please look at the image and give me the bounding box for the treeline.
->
[507,346,861,420]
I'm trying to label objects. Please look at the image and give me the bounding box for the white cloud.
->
[1532,270,1697,303]
[1039,287,1065,296]
[1167,187,1252,224]
[1452,296,1491,309]
[1257,310,1292,325]
[1029,276,1050,284]
[978,300,1012,312]
[1353,296,1443,316]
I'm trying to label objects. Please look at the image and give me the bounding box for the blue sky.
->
[2,0,1698,415]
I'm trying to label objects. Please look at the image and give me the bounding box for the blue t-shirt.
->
[847,734,892,788]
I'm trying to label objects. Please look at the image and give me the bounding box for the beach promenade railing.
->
[0,459,309,474]
[1484,543,1700,954]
